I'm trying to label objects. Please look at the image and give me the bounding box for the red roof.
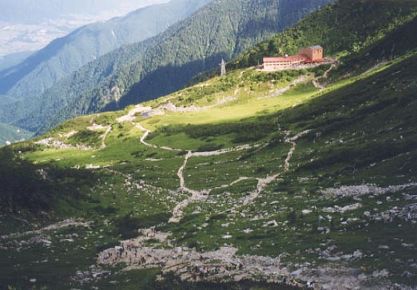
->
[263,55,307,63]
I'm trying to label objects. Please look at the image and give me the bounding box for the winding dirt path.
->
[135,123,181,152]
[173,149,210,221]
[241,130,311,206]
[177,151,192,190]
[119,105,311,222]
[95,98,388,289]
[268,75,311,98]
[135,123,158,149]
[284,130,311,171]
[170,146,257,223]
[312,63,337,90]
[100,126,112,149]
[131,120,259,223]
[94,109,320,286]
[0,219,90,241]
[131,115,311,222]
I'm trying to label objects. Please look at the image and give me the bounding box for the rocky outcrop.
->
[321,183,417,199]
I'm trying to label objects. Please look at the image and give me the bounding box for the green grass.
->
[3,23,417,288]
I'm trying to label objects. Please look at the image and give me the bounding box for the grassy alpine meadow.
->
[3,5,417,288]
[2,50,416,288]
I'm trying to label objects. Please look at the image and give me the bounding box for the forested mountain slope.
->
[0,0,165,23]
[0,123,32,146]
[0,0,210,101]
[0,51,33,72]
[232,0,417,68]
[4,0,331,133]
[2,0,417,289]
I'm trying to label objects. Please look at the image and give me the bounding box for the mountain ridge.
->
[0,123,32,146]
[6,0,332,134]
[1,0,417,288]
[0,0,211,99]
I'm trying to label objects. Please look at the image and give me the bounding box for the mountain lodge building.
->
[262,45,324,71]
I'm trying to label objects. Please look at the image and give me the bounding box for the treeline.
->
[230,0,417,69]
[19,0,330,134]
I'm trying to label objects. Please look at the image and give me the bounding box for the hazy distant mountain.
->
[0,0,211,102]
[0,0,166,24]
[10,0,332,133]
[0,51,33,71]
[0,122,32,145]
[0,0,167,56]
[3,1,417,289]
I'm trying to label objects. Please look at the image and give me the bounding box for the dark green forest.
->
[4,0,330,134]
[231,0,417,68]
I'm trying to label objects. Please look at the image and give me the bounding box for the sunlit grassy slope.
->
[1,45,415,288]
[2,7,417,290]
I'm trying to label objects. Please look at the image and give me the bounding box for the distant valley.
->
[0,0,167,56]
[0,123,32,145]
[2,0,417,289]
[0,0,331,139]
